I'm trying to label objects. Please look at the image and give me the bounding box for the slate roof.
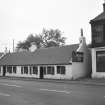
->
[0,44,78,66]
[90,12,105,23]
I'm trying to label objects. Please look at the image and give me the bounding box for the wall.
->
[72,62,84,79]
[0,66,3,76]
[91,47,105,78]
[1,66,40,78]
[72,35,92,80]
[0,65,72,80]
[72,49,92,80]
[44,65,72,79]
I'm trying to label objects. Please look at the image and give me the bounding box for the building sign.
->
[96,51,105,72]
[72,51,84,62]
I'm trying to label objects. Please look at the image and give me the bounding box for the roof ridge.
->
[37,44,79,50]
[0,44,78,65]
[90,12,105,23]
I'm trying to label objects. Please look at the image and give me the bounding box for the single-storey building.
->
[0,34,91,80]
[0,45,78,79]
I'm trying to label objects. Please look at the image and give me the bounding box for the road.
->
[0,79,104,105]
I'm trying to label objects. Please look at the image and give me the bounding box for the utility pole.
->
[13,39,14,52]
[81,28,83,36]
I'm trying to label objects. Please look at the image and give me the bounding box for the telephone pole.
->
[13,39,14,52]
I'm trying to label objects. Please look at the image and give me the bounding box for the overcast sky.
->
[0,0,104,52]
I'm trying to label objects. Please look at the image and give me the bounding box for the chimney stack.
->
[103,2,105,12]
[29,42,37,52]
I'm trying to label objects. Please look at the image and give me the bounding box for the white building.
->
[0,33,91,80]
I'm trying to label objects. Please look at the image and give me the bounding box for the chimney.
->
[103,2,105,12]
[29,42,37,52]
[4,47,8,54]
[77,29,87,52]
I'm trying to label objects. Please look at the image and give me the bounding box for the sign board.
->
[72,51,84,62]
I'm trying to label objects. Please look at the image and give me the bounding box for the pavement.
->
[0,76,105,86]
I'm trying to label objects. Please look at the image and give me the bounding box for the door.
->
[40,67,44,79]
[3,66,6,76]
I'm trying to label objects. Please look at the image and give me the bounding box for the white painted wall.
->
[72,51,91,80]
[72,35,92,80]
[0,65,73,80]
[0,66,3,76]
[72,62,84,79]
[44,65,72,79]
[4,66,40,78]
[91,47,105,78]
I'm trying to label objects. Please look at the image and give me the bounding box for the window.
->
[47,66,54,75]
[21,67,24,74]
[96,51,105,72]
[24,66,28,74]
[57,66,66,75]
[72,51,84,62]
[33,66,38,74]
[61,66,66,74]
[92,25,103,45]
[13,66,17,73]
[103,24,105,41]
[7,66,12,74]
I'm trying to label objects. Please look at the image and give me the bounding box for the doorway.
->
[3,66,6,76]
[40,67,44,79]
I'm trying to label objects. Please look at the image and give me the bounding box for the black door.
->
[40,67,44,79]
[3,66,6,76]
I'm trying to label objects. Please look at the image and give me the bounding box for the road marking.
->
[40,89,71,94]
[0,93,10,97]
[0,83,22,88]
[3,84,22,88]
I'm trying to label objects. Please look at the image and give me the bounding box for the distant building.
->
[0,53,4,59]
[90,2,105,78]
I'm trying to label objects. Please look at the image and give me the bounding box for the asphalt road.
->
[0,79,104,105]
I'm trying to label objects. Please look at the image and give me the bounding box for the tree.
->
[26,34,43,49]
[16,41,30,51]
[16,28,66,51]
[41,29,66,47]
[16,34,43,51]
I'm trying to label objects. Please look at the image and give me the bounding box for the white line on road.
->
[3,84,22,88]
[0,93,10,96]
[40,89,71,94]
[0,83,22,88]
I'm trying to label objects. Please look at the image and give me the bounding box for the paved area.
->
[0,78,105,105]
[1,76,105,86]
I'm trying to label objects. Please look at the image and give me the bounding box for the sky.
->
[0,0,104,52]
